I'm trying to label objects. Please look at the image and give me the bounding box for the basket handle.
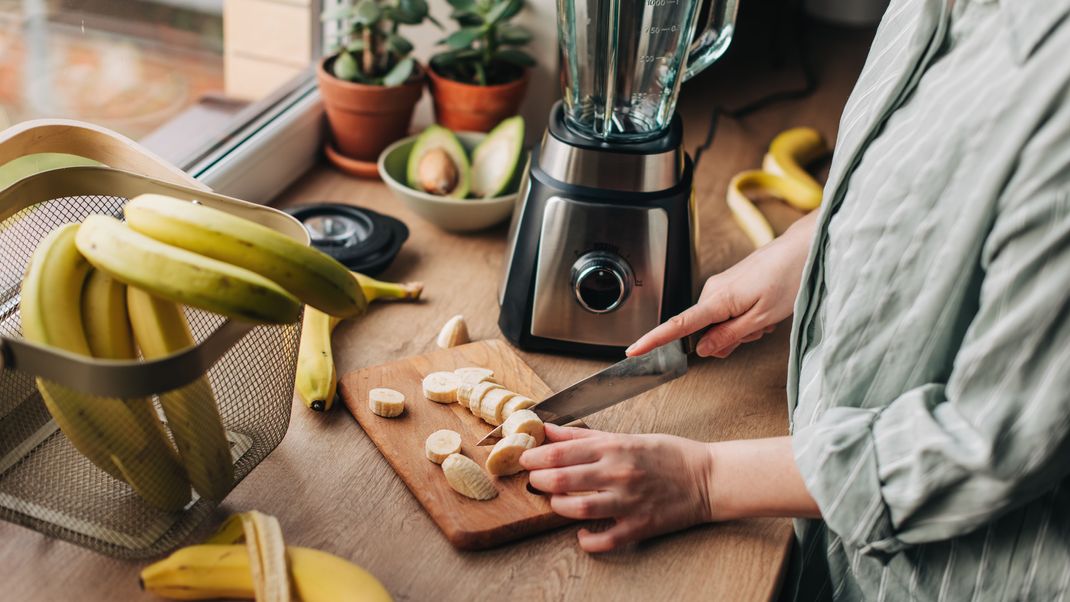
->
[0,321,253,398]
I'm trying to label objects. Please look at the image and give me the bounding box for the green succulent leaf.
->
[451,10,484,27]
[447,0,475,9]
[387,33,414,56]
[485,0,523,24]
[382,57,415,86]
[353,0,381,25]
[432,48,481,66]
[332,50,361,81]
[393,0,426,24]
[493,48,536,67]
[498,24,532,45]
[446,26,484,49]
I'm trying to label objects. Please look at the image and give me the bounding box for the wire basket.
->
[0,121,305,558]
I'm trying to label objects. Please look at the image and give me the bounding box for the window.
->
[0,0,322,173]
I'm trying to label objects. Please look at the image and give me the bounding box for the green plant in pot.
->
[318,0,437,171]
[428,0,535,132]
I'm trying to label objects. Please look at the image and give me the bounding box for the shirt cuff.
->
[792,407,907,559]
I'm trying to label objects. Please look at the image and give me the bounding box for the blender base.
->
[498,105,699,357]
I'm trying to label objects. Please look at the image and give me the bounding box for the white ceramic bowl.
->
[377,132,519,233]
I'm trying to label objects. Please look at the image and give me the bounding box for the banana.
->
[139,544,392,602]
[435,314,469,349]
[479,388,515,426]
[76,215,300,325]
[81,270,192,511]
[441,453,497,501]
[124,195,365,318]
[424,429,462,464]
[501,409,545,445]
[295,273,423,412]
[368,387,405,418]
[466,381,503,414]
[21,225,190,510]
[454,367,494,384]
[485,433,536,477]
[726,173,777,248]
[422,371,460,403]
[501,395,536,420]
[127,288,234,502]
[295,309,342,412]
[762,126,829,201]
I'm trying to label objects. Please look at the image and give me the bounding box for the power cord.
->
[692,8,818,169]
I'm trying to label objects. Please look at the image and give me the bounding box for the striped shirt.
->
[784,0,1070,599]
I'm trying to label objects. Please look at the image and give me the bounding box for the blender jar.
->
[558,0,739,142]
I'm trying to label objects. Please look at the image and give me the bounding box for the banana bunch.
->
[19,193,422,508]
[140,510,392,602]
[296,273,423,412]
[727,127,831,247]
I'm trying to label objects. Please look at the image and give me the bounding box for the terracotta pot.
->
[427,63,530,132]
[316,55,424,162]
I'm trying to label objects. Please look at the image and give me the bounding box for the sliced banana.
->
[441,453,498,500]
[454,367,494,384]
[422,371,461,403]
[502,395,536,420]
[467,381,503,414]
[368,387,405,417]
[485,433,537,477]
[502,409,545,445]
[425,429,462,464]
[480,388,516,426]
[436,314,470,349]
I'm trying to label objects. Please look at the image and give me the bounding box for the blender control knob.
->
[571,252,633,314]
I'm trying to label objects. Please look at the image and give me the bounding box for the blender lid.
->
[285,203,409,276]
[549,102,684,154]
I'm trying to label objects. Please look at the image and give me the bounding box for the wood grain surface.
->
[339,339,571,549]
[0,20,873,601]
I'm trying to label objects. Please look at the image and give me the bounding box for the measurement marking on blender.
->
[639,55,672,64]
[645,0,681,6]
[642,25,680,35]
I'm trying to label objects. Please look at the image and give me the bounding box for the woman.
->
[520,0,1070,599]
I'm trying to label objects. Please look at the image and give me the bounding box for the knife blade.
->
[476,337,691,445]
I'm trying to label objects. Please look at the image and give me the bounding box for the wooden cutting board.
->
[338,339,572,550]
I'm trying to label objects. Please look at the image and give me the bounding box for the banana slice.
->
[425,429,462,464]
[502,409,545,445]
[485,433,537,476]
[441,453,497,500]
[436,315,470,349]
[480,388,516,426]
[502,395,536,420]
[467,381,503,414]
[454,367,495,384]
[422,371,461,403]
[368,388,405,417]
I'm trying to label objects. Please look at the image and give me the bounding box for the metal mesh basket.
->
[0,134,304,558]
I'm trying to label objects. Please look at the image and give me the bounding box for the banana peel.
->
[727,127,830,248]
[295,272,424,412]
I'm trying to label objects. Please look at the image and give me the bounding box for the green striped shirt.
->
[785,0,1070,599]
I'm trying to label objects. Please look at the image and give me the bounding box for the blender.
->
[498,0,739,355]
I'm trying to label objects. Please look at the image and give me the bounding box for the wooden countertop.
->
[0,23,872,602]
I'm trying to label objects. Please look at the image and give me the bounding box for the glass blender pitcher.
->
[558,0,739,141]
[499,0,739,356]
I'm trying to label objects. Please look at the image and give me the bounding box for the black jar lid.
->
[285,203,409,276]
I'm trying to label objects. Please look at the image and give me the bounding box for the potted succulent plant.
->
[428,0,534,132]
[318,0,437,172]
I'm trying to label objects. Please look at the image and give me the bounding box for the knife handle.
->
[682,325,714,355]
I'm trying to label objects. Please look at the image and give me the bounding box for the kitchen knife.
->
[476,332,704,446]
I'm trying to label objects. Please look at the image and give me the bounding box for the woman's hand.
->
[521,426,821,553]
[520,424,716,553]
[627,212,819,358]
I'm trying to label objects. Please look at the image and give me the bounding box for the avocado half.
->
[407,125,471,199]
[470,116,524,198]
